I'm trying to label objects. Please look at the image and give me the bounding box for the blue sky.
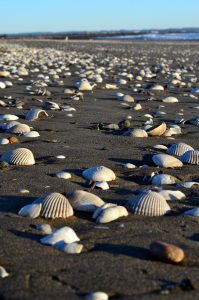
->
[0,0,198,34]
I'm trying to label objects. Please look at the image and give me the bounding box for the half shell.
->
[166,143,194,156]
[1,148,35,165]
[82,166,116,182]
[180,150,199,165]
[25,108,48,121]
[40,226,80,245]
[67,190,104,212]
[152,154,183,168]
[146,123,167,136]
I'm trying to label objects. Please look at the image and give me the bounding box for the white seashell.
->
[126,190,171,216]
[85,291,109,300]
[180,150,199,165]
[68,190,104,212]
[152,154,183,168]
[8,123,30,134]
[0,266,9,278]
[0,114,19,121]
[0,137,9,144]
[82,166,116,182]
[22,131,40,138]
[95,181,109,190]
[176,181,199,188]
[55,172,71,179]
[17,188,30,194]
[158,190,186,201]
[153,144,168,150]
[120,95,134,103]
[0,82,6,89]
[133,103,142,110]
[191,87,199,94]
[92,203,117,219]
[18,203,41,218]
[78,78,95,91]
[123,163,137,169]
[56,155,65,159]
[152,174,177,185]
[129,128,148,137]
[96,206,128,223]
[1,148,35,165]
[40,226,80,245]
[36,224,52,234]
[105,83,118,89]
[146,123,167,136]
[149,84,164,91]
[166,143,194,156]
[53,241,83,254]
[162,97,178,103]
[5,81,13,87]
[25,108,48,121]
[2,121,20,130]
[183,208,199,216]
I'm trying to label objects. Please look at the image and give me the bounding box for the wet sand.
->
[0,40,199,300]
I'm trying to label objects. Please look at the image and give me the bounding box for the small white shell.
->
[166,143,194,156]
[9,123,30,134]
[18,203,41,218]
[1,148,35,165]
[78,78,94,91]
[95,181,109,190]
[183,208,199,217]
[96,206,128,223]
[56,155,65,159]
[0,137,9,144]
[82,166,116,182]
[0,266,9,278]
[176,181,199,188]
[36,224,52,234]
[180,150,199,165]
[53,241,83,254]
[55,172,71,179]
[68,190,104,212]
[152,174,177,185]
[147,123,167,136]
[149,84,164,91]
[129,128,148,137]
[123,163,137,169]
[25,108,48,121]
[162,96,178,103]
[152,154,183,168]
[153,145,168,150]
[40,226,80,245]
[157,190,186,201]
[85,291,109,300]
[0,114,19,121]
[92,203,117,219]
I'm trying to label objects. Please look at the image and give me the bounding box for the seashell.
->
[126,190,171,216]
[0,137,9,145]
[18,203,41,218]
[96,206,128,223]
[0,266,9,278]
[105,83,118,89]
[133,103,142,110]
[162,96,178,103]
[36,224,52,234]
[95,181,109,190]
[56,155,65,159]
[183,208,199,217]
[123,163,137,169]
[5,81,13,87]
[149,84,164,91]
[22,131,40,138]
[55,172,71,179]
[0,81,6,89]
[180,150,199,165]
[120,95,134,103]
[8,123,30,134]
[150,241,185,263]
[40,226,80,245]
[176,181,199,188]
[0,114,19,121]
[152,154,183,168]
[166,143,194,156]
[0,70,10,77]
[78,78,96,91]
[67,190,104,212]
[2,121,21,130]
[17,188,30,194]
[152,174,177,185]
[1,148,35,165]
[43,101,59,110]
[157,190,186,201]
[53,241,83,254]
[35,192,73,219]
[153,144,168,150]
[85,291,109,300]
[187,116,199,126]
[82,166,116,182]
[25,108,48,121]
[129,128,148,138]
[146,122,167,136]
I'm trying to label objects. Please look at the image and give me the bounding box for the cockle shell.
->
[180,150,199,165]
[162,96,178,103]
[157,190,186,201]
[0,266,9,278]
[18,203,42,218]
[95,206,128,223]
[82,166,116,182]
[146,123,167,136]
[67,190,104,212]
[166,143,194,156]
[8,123,30,134]
[183,208,199,216]
[129,128,148,137]
[85,292,109,300]
[25,108,49,121]
[40,226,80,245]
[53,241,83,254]
[152,154,183,168]
[176,181,199,188]
[126,190,171,216]
[1,148,35,165]
[152,174,177,185]
[0,114,19,121]
[34,192,73,219]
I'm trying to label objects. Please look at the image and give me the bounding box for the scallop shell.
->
[82,166,116,182]
[166,143,194,156]
[126,190,171,216]
[96,206,128,223]
[146,123,167,136]
[176,181,199,188]
[183,208,199,216]
[180,150,199,165]
[1,148,35,165]
[157,190,186,201]
[8,123,30,134]
[53,241,83,254]
[40,226,80,245]
[129,128,148,137]
[152,174,177,185]
[162,96,178,103]
[35,192,73,219]
[25,108,49,121]
[152,154,183,168]
[18,203,42,218]
[67,190,104,212]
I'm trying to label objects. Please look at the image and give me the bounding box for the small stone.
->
[9,136,20,144]
[150,241,185,263]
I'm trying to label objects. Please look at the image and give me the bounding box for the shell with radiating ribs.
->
[1,148,35,165]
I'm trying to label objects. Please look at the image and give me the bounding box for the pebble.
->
[150,241,185,263]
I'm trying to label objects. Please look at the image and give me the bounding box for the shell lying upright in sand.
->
[40,226,80,245]
[78,78,95,91]
[152,174,177,185]
[82,166,116,182]
[126,190,171,216]
[25,108,48,121]
[8,123,30,134]
[1,148,35,165]
[18,203,42,218]
[162,96,178,103]
[166,143,194,156]
[152,154,183,168]
[146,123,167,136]
[179,150,199,165]
[157,190,186,201]
[67,190,104,212]
[95,206,128,223]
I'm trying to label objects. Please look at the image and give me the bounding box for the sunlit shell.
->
[36,224,52,234]
[176,181,199,188]
[180,150,199,165]
[153,144,168,150]
[0,266,9,278]
[8,123,30,134]
[40,226,80,245]
[149,84,164,91]
[152,154,183,168]
[43,101,59,110]
[22,131,40,138]
[0,82,6,89]
[53,241,83,254]
[152,174,177,185]
[67,190,104,212]
[25,108,48,121]
[96,206,128,223]
[146,123,167,136]
[18,203,41,218]
[85,291,109,300]
[158,190,186,201]
[95,181,110,190]
[0,138,9,145]
[166,143,194,156]
[82,166,116,182]
[55,172,71,179]
[121,94,134,103]
[129,128,148,137]
[0,114,19,121]
[1,148,35,165]
[126,190,171,216]
[78,78,95,91]
[133,103,142,110]
[183,208,199,216]
[162,96,178,103]
[0,70,10,77]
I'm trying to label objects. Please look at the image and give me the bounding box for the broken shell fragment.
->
[0,266,9,278]
[40,226,80,245]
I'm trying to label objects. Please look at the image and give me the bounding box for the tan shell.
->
[78,79,94,91]
[150,241,185,263]
[166,143,194,156]
[147,123,167,136]
[130,128,148,137]
[1,148,35,165]
[82,166,116,182]
[152,154,183,168]
[180,150,199,165]
[162,96,178,103]
[25,108,48,121]
[9,123,30,134]
[67,190,104,212]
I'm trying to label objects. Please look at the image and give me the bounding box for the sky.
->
[0,0,199,34]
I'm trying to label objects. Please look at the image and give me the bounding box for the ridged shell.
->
[166,143,194,156]
[180,150,199,165]
[67,190,104,212]
[82,166,116,182]
[126,190,171,216]
[40,226,80,245]
[146,123,167,136]
[152,174,177,185]
[25,108,49,121]
[35,192,73,219]
[187,116,199,126]
[1,148,35,165]
[152,154,183,168]
[9,123,30,134]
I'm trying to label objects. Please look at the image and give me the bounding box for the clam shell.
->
[1,148,35,165]
[22,131,40,137]
[152,174,177,185]
[96,206,128,223]
[82,166,116,182]
[126,190,171,216]
[162,96,178,103]
[67,190,104,212]
[92,203,117,219]
[95,181,109,190]
[129,128,148,137]
[40,226,80,245]
[78,78,93,91]
[146,123,167,136]
[149,84,164,91]
[153,144,168,150]
[157,190,186,201]
[55,172,71,179]
[53,241,83,254]
[25,108,48,121]
[176,181,199,188]
[0,266,9,278]
[166,143,194,156]
[152,154,183,168]
[180,150,199,165]
[0,138,9,145]
[183,208,199,216]
[85,292,109,300]
[18,203,41,218]
[8,123,30,134]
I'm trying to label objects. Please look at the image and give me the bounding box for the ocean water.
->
[97,32,199,40]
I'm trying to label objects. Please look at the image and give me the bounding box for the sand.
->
[0,40,199,300]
